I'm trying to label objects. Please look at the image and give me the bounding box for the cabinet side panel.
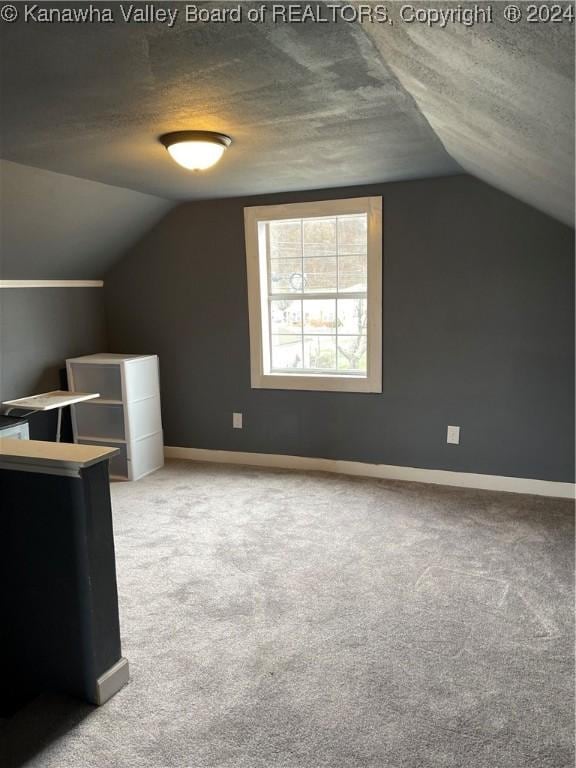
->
[124,357,160,402]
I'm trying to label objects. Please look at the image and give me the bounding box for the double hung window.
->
[244,197,382,392]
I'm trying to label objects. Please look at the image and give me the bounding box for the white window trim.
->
[244,196,382,393]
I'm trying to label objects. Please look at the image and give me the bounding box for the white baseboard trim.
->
[0,280,103,288]
[164,446,575,500]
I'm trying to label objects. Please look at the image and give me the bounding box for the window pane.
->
[269,220,301,259]
[304,336,337,370]
[303,299,336,335]
[337,336,367,372]
[303,257,337,293]
[303,218,336,257]
[271,335,303,369]
[338,215,367,254]
[338,254,367,292]
[337,298,367,335]
[270,300,302,335]
[270,259,304,294]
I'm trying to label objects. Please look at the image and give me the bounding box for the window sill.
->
[251,372,382,393]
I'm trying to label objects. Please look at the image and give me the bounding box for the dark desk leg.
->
[0,462,128,715]
[55,407,62,442]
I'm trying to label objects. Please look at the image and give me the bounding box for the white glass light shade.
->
[160,131,231,171]
[167,141,225,171]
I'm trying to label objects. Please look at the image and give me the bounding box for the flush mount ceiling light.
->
[160,131,232,171]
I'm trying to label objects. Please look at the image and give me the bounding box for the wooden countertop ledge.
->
[0,438,119,473]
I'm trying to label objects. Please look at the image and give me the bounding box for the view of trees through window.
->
[266,214,368,374]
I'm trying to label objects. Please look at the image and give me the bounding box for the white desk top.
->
[2,390,99,412]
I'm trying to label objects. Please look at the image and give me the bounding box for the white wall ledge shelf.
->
[0,280,103,288]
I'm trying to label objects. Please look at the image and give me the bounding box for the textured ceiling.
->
[362,7,575,226]
[0,3,573,225]
[0,5,457,200]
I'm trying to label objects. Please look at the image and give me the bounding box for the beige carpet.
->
[1,460,574,767]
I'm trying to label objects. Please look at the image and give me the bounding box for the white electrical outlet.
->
[233,412,243,429]
[447,425,460,445]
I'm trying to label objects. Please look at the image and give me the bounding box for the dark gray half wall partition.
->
[104,175,575,483]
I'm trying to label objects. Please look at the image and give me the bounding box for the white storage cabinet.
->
[66,353,164,481]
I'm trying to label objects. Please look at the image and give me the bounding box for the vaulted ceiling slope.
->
[362,11,575,226]
[0,160,172,279]
[0,8,573,226]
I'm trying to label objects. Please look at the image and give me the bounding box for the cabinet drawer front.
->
[68,363,122,401]
[74,403,126,441]
[78,439,129,479]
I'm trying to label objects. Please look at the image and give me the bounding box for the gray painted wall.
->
[0,289,107,438]
[0,160,172,438]
[0,160,172,279]
[104,175,575,483]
